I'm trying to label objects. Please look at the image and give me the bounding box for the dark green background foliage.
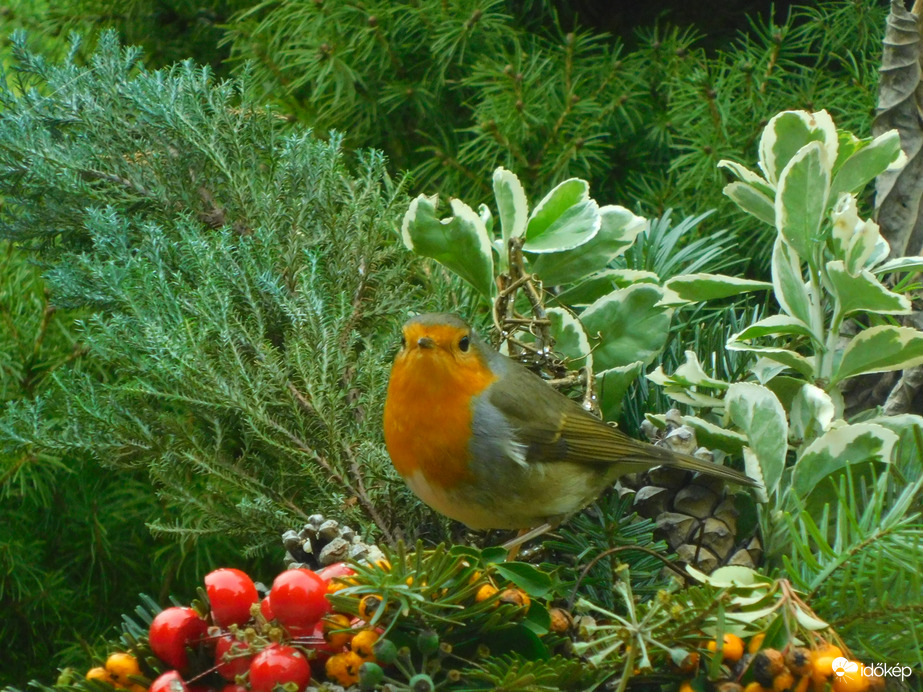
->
[0,0,897,686]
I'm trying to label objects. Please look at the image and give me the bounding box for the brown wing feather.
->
[485,357,759,487]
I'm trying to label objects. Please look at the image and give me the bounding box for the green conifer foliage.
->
[0,32,443,558]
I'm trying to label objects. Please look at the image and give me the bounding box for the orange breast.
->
[383,348,497,492]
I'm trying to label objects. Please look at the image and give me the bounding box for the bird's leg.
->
[500,522,554,561]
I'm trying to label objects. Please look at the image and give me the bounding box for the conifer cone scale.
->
[618,410,762,574]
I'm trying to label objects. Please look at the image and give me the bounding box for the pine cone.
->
[619,410,762,574]
[282,513,386,570]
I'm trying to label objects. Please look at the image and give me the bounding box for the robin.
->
[383,313,758,538]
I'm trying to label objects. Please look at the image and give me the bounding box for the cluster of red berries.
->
[89,562,389,692]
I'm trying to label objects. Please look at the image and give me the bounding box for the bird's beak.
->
[417,336,436,349]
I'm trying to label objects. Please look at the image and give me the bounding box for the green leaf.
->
[726,383,788,496]
[730,315,817,344]
[547,307,591,369]
[664,273,771,303]
[790,423,897,500]
[580,284,671,370]
[529,205,645,285]
[523,603,551,636]
[726,343,815,379]
[524,178,600,253]
[718,159,775,196]
[867,414,923,478]
[872,256,923,275]
[833,325,923,383]
[723,181,776,227]
[648,350,729,389]
[775,141,830,262]
[758,110,837,185]
[830,129,905,199]
[598,361,644,420]
[401,194,495,298]
[683,415,748,454]
[493,166,528,243]
[790,383,835,443]
[771,238,813,326]
[551,269,659,307]
[826,260,911,316]
[494,562,553,598]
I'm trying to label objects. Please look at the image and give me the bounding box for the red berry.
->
[214,635,253,681]
[149,607,208,673]
[316,562,355,590]
[269,569,330,629]
[205,568,258,627]
[150,671,188,692]
[248,645,311,692]
[259,595,274,622]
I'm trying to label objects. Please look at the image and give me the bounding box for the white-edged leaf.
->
[826,260,911,316]
[684,415,748,454]
[790,383,835,443]
[750,357,789,385]
[666,350,729,389]
[775,141,830,261]
[401,194,495,298]
[524,178,600,253]
[792,607,829,631]
[872,256,923,275]
[830,129,905,199]
[726,343,815,379]
[659,387,726,408]
[743,448,770,503]
[730,315,817,344]
[758,110,837,184]
[581,284,671,370]
[547,307,592,370]
[598,362,644,421]
[723,181,776,227]
[492,166,528,243]
[718,159,775,195]
[529,205,646,285]
[726,383,788,496]
[551,268,660,307]
[771,238,813,326]
[791,423,897,499]
[664,273,771,303]
[833,325,923,383]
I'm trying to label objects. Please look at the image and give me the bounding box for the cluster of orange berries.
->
[678,634,884,692]
[320,614,382,687]
[86,653,146,692]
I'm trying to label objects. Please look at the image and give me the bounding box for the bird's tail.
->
[628,442,761,488]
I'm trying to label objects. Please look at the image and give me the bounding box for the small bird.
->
[383,313,757,536]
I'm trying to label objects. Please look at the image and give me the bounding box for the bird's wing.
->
[483,359,759,487]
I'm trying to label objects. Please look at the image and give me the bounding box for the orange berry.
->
[812,644,844,662]
[677,651,700,673]
[358,594,383,621]
[748,633,766,654]
[707,633,745,663]
[105,653,141,686]
[744,683,768,692]
[793,677,810,692]
[322,613,354,650]
[813,656,836,679]
[787,649,812,677]
[86,667,116,686]
[475,583,498,603]
[498,588,531,613]
[832,669,870,692]
[774,671,796,692]
[548,607,573,634]
[350,629,380,660]
[754,650,787,688]
[325,651,364,687]
[679,681,696,692]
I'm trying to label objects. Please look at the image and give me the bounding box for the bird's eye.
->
[400,334,406,349]
[458,335,470,352]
